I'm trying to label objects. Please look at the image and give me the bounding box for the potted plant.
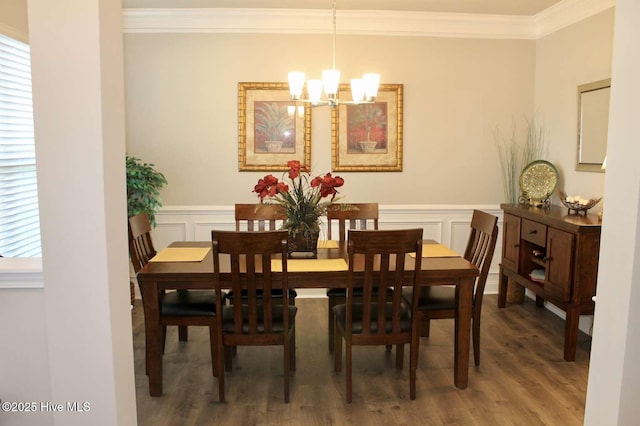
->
[253,160,344,257]
[126,155,167,306]
[126,155,167,226]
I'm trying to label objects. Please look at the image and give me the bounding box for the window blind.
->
[0,34,41,257]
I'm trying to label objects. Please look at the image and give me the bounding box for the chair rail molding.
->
[151,204,504,298]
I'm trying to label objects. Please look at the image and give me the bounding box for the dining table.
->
[136,239,479,397]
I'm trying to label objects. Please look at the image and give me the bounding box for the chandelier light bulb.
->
[363,73,381,101]
[350,78,365,103]
[322,69,340,98]
[288,71,305,100]
[307,79,324,103]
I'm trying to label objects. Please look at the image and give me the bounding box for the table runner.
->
[410,243,461,258]
[150,247,211,262]
[271,258,348,272]
[317,240,340,249]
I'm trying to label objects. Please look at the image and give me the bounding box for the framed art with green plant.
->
[238,82,311,171]
[331,83,403,172]
[126,155,167,226]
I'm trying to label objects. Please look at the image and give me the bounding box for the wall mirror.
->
[576,78,611,172]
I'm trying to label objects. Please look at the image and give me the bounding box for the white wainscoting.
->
[144,204,504,299]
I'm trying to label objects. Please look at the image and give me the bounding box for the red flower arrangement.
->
[254,160,344,236]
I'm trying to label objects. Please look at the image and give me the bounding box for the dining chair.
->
[333,228,423,402]
[402,209,498,366]
[211,230,296,403]
[325,202,380,353]
[232,203,298,305]
[128,212,220,376]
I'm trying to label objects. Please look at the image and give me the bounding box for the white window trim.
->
[0,257,43,289]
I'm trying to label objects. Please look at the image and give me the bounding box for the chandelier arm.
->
[291,98,376,108]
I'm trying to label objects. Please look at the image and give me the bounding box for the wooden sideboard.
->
[498,204,601,361]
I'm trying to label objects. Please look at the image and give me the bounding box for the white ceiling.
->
[123,0,563,17]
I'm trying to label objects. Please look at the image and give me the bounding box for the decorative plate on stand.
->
[519,160,559,207]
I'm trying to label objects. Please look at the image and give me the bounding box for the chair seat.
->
[226,288,298,302]
[326,287,393,297]
[221,305,297,333]
[333,302,412,333]
[401,286,457,311]
[161,290,220,316]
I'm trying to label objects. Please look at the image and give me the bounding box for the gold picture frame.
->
[238,82,311,171]
[331,83,403,172]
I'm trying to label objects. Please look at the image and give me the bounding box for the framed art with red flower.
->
[331,83,403,172]
[238,82,311,171]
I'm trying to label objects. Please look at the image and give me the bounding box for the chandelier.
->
[287,0,381,108]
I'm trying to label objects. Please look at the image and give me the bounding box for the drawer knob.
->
[529,230,537,235]
[543,256,551,262]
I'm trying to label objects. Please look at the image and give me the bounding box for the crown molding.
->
[122,0,615,39]
[0,23,28,43]
[534,0,615,37]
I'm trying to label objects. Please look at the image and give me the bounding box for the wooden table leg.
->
[454,276,473,389]
[140,278,163,396]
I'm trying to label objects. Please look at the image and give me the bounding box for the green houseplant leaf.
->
[126,155,167,226]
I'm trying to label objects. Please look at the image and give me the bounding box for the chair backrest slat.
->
[235,204,286,232]
[327,203,379,241]
[128,212,156,273]
[347,229,423,339]
[463,210,499,306]
[212,230,289,336]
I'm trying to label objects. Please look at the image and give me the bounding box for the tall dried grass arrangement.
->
[494,117,547,204]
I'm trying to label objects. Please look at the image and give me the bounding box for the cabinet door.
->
[545,227,575,302]
[502,213,521,271]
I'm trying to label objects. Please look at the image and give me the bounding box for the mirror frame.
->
[576,78,611,172]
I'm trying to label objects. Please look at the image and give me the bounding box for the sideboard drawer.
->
[521,219,546,246]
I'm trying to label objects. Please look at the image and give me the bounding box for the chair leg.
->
[209,325,217,378]
[224,346,233,372]
[284,333,291,403]
[290,298,296,371]
[328,296,334,353]
[328,295,344,353]
[395,344,404,369]
[178,325,188,342]
[410,328,420,400]
[161,325,167,354]
[334,322,342,372]
[346,340,353,403]
[217,341,225,403]
[473,317,481,366]
[421,316,431,338]
[290,320,296,372]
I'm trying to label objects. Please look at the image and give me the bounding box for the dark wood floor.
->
[132,295,591,425]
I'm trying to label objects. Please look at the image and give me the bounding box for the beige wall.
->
[534,9,614,206]
[124,33,535,206]
[0,0,28,40]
